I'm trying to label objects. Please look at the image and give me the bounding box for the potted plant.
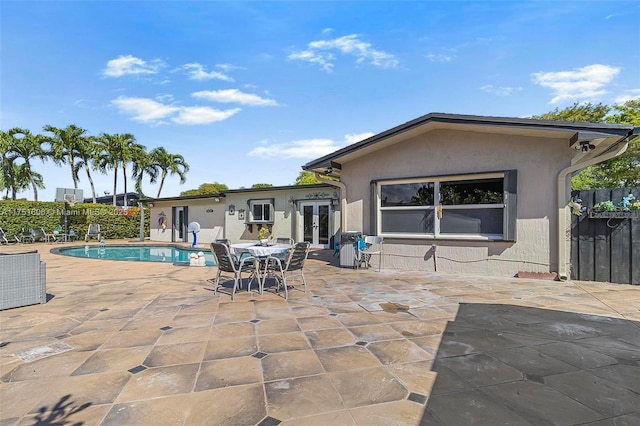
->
[257,225,271,245]
[589,194,640,219]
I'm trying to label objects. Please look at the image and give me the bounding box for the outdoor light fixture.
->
[288,196,295,205]
[579,141,596,152]
[214,197,220,203]
[228,204,235,215]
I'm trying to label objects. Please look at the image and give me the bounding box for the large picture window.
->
[375,171,517,241]
[249,199,273,223]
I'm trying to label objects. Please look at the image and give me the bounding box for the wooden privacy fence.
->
[570,188,639,285]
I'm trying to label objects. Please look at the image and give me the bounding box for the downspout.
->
[315,172,347,232]
[557,137,630,279]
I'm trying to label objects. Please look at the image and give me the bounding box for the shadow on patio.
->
[422,303,640,425]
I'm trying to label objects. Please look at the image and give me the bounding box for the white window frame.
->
[376,171,510,241]
[248,199,274,224]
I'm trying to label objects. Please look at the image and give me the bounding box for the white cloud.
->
[289,34,398,72]
[192,89,278,106]
[173,106,241,124]
[248,133,373,159]
[426,53,453,63]
[531,64,620,104]
[480,84,523,96]
[322,28,334,34]
[102,55,164,77]
[614,89,640,104]
[180,63,234,82]
[111,96,240,125]
[111,96,178,123]
[345,132,374,143]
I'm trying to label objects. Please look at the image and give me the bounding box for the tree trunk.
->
[85,164,97,203]
[156,173,167,198]
[112,165,118,206]
[122,164,127,206]
[69,155,78,189]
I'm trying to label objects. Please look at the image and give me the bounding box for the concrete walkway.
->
[1,241,639,425]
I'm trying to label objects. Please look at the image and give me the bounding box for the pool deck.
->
[1,240,639,425]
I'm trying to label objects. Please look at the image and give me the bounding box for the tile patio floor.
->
[1,241,639,425]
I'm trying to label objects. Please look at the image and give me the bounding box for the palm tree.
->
[7,128,47,200]
[76,136,99,203]
[42,124,85,188]
[0,130,18,199]
[95,133,133,206]
[132,147,159,198]
[120,139,146,206]
[150,147,189,198]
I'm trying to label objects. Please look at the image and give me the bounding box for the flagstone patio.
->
[1,241,639,425]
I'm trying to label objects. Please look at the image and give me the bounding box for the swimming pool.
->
[54,244,216,266]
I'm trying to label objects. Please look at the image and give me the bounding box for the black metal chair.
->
[209,242,259,301]
[263,242,310,300]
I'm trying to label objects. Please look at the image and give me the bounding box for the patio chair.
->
[67,228,78,242]
[85,223,101,242]
[0,227,11,244]
[263,241,310,300]
[29,228,49,243]
[16,226,34,243]
[209,242,259,301]
[275,237,294,245]
[355,236,384,271]
[48,226,64,243]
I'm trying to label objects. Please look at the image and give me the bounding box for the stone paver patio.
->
[1,241,639,425]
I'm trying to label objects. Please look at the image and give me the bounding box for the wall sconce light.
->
[288,196,295,205]
[238,209,245,220]
[331,198,339,207]
[579,141,596,152]
[148,202,154,208]
[228,204,235,215]
[214,197,220,203]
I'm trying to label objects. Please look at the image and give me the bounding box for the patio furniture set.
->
[209,240,310,301]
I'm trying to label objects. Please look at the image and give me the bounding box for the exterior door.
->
[172,206,188,242]
[299,201,331,248]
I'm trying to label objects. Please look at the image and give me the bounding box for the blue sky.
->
[2,1,639,202]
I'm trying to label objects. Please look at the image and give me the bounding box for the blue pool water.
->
[56,245,216,266]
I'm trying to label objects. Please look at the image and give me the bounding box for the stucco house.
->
[302,113,638,279]
[148,184,341,249]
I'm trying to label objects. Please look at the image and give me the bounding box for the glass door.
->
[299,201,330,248]
[172,206,188,242]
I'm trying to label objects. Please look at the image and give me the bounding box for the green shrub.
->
[0,200,150,240]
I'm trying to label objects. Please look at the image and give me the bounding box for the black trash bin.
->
[339,231,362,268]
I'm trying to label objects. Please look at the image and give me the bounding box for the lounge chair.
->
[85,224,101,242]
[29,228,49,243]
[0,227,14,244]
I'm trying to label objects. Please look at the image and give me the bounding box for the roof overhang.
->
[302,112,637,177]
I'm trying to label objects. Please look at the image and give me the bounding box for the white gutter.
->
[557,139,630,279]
[315,173,347,232]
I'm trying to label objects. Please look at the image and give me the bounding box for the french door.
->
[299,201,331,248]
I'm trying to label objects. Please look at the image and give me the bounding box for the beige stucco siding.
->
[341,128,573,276]
[224,186,340,245]
[150,198,225,244]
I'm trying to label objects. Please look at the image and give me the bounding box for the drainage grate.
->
[252,352,268,359]
[257,416,281,426]
[250,319,260,323]
[128,365,147,374]
[408,392,427,404]
[160,326,173,331]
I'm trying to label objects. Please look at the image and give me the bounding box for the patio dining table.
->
[230,242,293,289]
[230,242,292,258]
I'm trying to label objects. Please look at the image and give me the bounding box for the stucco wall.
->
[150,198,225,244]
[342,128,573,276]
[224,186,340,245]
